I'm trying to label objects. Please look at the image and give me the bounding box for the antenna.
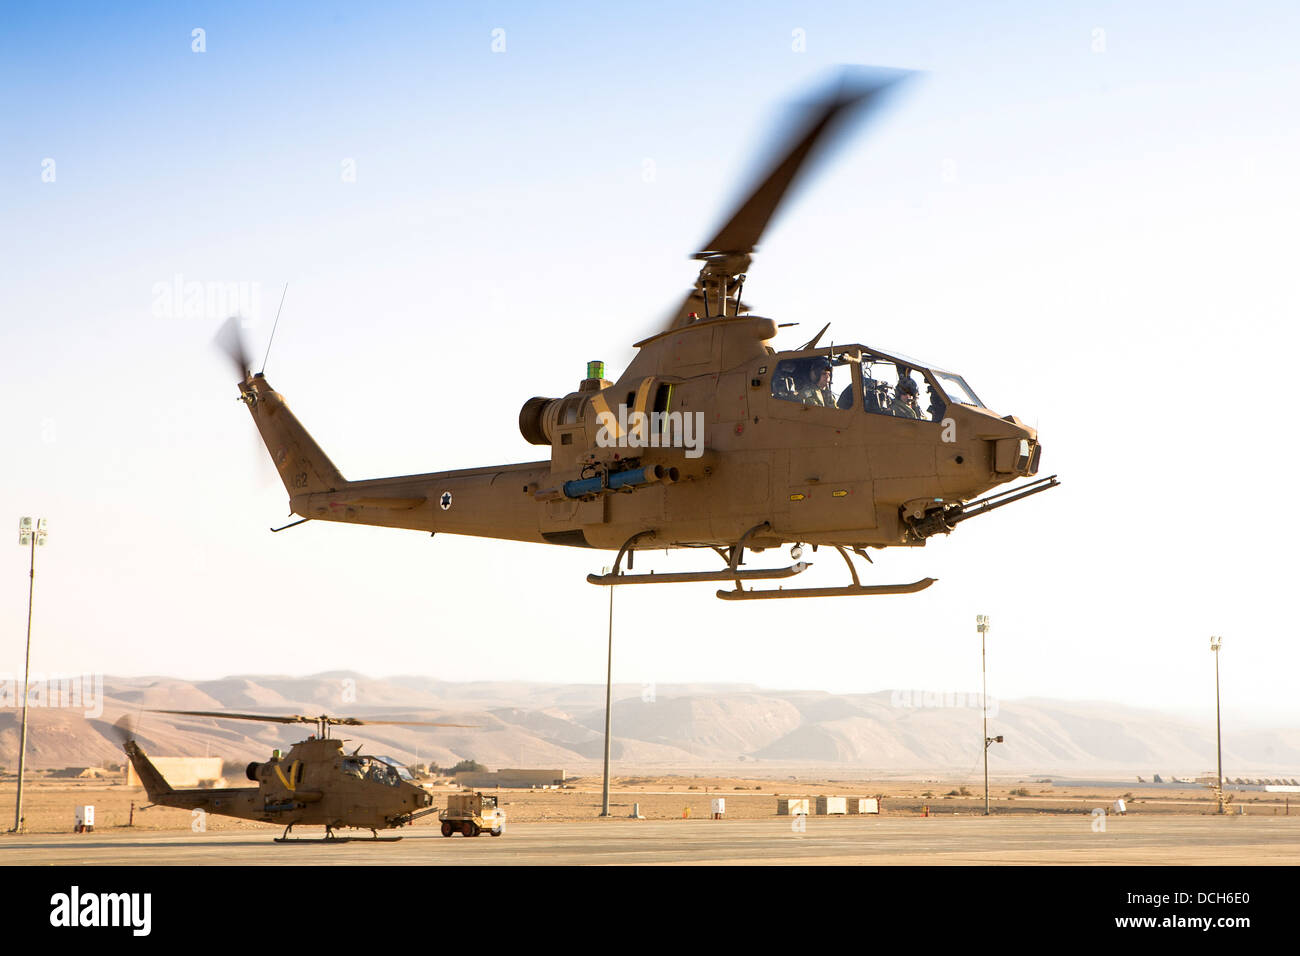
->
[260,283,289,375]
[799,322,831,350]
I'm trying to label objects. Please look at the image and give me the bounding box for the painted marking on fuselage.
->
[274,760,301,791]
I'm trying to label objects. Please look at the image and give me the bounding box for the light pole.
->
[1211,635,1224,814]
[600,568,613,817]
[11,517,47,834]
[977,614,1003,816]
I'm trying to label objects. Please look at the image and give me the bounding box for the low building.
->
[453,768,565,789]
[815,796,847,815]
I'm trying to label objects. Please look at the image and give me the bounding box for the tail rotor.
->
[214,315,254,383]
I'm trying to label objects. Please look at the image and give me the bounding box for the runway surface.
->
[4,815,1299,865]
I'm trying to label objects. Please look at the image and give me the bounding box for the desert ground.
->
[3,773,1296,832]
[1,774,1297,865]
[6,816,1300,866]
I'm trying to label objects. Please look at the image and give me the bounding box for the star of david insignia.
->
[439,492,452,511]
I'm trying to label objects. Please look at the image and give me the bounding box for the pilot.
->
[798,358,835,407]
[890,377,925,420]
[926,384,947,422]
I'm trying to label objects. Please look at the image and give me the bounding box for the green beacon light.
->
[587,361,605,381]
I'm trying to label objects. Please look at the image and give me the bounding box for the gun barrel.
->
[906,475,1060,540]
[948,474,1060,526]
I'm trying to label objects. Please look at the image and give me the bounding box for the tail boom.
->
[237,375,576,545]
[290,461,552,541]
[124,740,260,816]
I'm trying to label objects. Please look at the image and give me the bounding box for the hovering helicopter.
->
[221,68,1057,600]
[117,711,471,842]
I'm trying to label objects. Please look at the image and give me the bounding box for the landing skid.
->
[721,543,934,600]
[717,576,935,600]
[274,825,401,844]
[587,563,809,586]
[589,525,936,600]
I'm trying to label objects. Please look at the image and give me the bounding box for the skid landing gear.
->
[274,824,401,844]
[720,543,934,600]
[588,525,936,600]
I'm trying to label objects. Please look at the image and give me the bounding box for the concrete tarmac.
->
[3,815,1298,865]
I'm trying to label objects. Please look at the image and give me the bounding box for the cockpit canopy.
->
[769,344,984,421]
[340,754,415,786]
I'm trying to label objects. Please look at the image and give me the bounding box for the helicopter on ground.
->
[220,68,1057,600]
[117,711,470,842]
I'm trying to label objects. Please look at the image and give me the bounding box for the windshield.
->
[932,370,983,408]
[375,757,415,781]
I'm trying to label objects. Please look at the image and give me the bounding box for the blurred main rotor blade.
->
[152,708,311,725]
[696,67,910,258]
[661,67,911,333]
[213,316,253,381]
[150,709,476,729]
[354,720,479,728]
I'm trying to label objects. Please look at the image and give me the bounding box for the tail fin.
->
[237,373,347,496]
[122,739,175,802]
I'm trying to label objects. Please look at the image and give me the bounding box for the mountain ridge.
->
[1,673,1295,778]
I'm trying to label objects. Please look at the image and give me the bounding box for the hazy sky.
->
[3,1,1298,726]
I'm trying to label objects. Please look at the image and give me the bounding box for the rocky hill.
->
[1,673,1296,778]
